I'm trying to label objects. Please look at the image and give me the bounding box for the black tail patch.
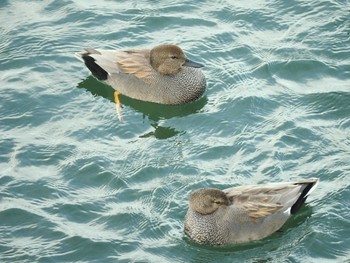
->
[290,182,315,215]
[82,54,108,81]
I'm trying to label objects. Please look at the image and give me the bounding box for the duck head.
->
[189,188,230,215]
[150,44,204,75]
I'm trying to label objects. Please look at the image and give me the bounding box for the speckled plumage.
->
[75,44,206,104]
[184,179,319,245]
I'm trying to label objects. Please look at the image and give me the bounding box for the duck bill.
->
[184,58,204,68]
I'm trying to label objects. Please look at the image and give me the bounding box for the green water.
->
[1,0,350,262]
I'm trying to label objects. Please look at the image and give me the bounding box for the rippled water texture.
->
[1,0,350,262]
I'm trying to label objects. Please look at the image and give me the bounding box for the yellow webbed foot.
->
[114,91,123,122]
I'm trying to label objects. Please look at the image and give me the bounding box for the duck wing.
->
[115,49,153,82]
[224,179,319,220]
[76,48,153,83]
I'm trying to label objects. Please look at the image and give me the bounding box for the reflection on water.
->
[140,123,184,140]
[77,76,207,139]
[77,76,208,121]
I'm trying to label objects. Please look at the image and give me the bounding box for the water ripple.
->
[1,0,350,262]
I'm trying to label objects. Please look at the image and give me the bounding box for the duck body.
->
[184,178,319,245]
[75,44,206,104]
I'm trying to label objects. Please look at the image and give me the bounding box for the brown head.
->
[150,44,204,75]
[189,188,230,215]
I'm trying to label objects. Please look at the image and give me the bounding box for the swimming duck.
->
[75,44,206,106]
[185,178,319,245]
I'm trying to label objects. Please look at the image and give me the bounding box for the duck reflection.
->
[76,77,207,139]
[140,123,184,140]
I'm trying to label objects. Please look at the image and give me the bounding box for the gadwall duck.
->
[75,44,206,105]
[185,178,319,245]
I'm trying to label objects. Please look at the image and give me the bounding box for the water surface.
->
[1,0,350,262]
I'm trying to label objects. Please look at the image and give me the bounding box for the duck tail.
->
[75,48,109,81]
[291,178,319,215]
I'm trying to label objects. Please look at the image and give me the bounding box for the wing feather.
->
[224,182,305,220]
[116,50,153,83]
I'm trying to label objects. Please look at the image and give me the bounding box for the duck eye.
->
[170,55,177,59]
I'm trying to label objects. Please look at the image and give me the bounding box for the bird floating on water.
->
[75,44,206,121]
[185,178,319,245]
